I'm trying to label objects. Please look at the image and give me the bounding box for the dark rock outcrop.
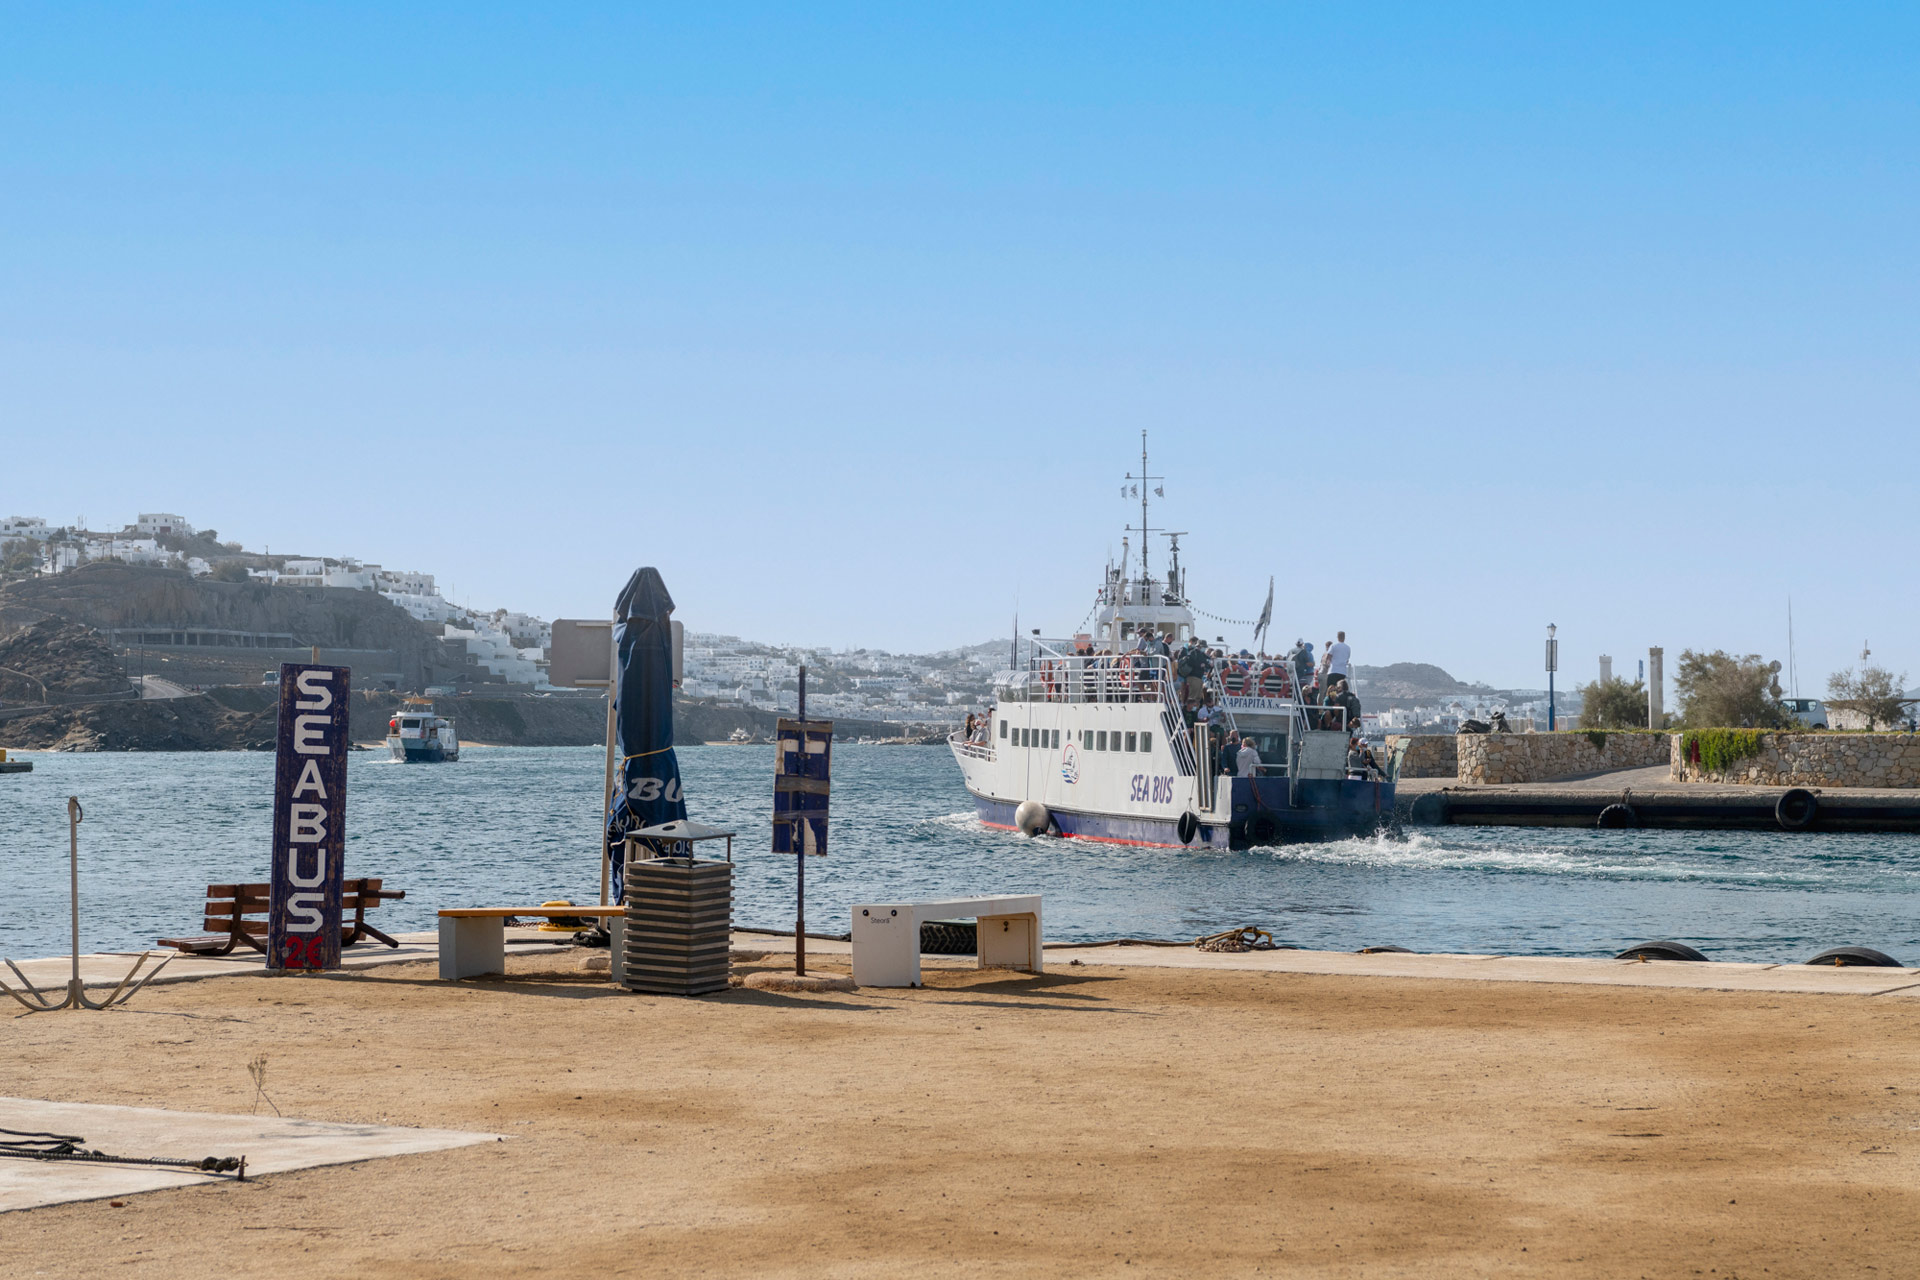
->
[0,617,132,704]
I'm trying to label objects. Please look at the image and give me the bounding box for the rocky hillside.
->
[0,562,454,686]
[0,618,132,703]
[1352,662,1490,702]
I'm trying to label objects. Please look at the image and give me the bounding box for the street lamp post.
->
[1546,624,1559,732]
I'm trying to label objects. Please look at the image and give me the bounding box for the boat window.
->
[1000,720,1007,739]
[1244,731,1289,767]
[1096,730,1107,751]
[402,719,420,728]
[1140,731,1152,753]
[1051,729,1060,749]
[1082,730,1093,750]
[1125,732,1138,752]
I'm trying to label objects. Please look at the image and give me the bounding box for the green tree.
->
[210,560,252,583]
[1576,675,1648,729]
[1674,650,1790,729]
[1826,664,1911,730]
[0,541,38,573]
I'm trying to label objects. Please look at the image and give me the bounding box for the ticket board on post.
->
[772,718,832,855]
[267,663,351,971]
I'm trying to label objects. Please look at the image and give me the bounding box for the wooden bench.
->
[159,879,407,955]
[438,906,627,980]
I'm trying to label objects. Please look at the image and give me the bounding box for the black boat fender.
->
[1596,802,1638,829]
[1615,940,1709,962]
[1804,945,1904,968]
[1246,813,1279,845]
[1776,788,1819,831]
[1177,811,1200,845]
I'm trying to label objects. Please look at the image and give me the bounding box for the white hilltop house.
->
[269,558,380,590]
[444,615,549,687]
[131,513,194,538]
[0,516,51,544]
[375,569,464,624]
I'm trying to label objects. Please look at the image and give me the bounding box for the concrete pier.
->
[1395,766,1920,832]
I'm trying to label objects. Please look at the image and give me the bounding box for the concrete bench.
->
[849,895,1043,988]
[437,906,626,980]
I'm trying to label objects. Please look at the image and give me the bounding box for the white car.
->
[1781,697,1828,729]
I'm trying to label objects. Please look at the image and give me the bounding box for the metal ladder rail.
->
[1152,657,1198,777]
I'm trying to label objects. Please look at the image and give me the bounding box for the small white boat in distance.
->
[387,698,460,762]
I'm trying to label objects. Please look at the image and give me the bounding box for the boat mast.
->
[1124,429,1162,592]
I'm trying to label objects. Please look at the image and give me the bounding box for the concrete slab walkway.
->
[15,927,1920,1002]
[735,930,1920,996]
[0,1097,496,1212]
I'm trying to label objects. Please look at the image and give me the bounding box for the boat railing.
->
[948,727,995,761]
[1211,659,1299,704]
[1020,646,1175,706]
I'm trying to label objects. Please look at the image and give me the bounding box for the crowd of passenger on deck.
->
[962,626,1386,781]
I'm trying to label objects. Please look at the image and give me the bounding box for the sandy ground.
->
[7,952,1920,1278]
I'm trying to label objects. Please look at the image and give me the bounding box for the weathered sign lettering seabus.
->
[268,663,351,971]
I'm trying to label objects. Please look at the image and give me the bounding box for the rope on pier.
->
[1194,927,1279,953]
[0,1127,245,1177]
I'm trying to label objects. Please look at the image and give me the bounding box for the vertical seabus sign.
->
[267,663,351,971]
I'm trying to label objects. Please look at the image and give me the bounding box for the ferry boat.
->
[386,698,460,762]
[949,442,1398,849]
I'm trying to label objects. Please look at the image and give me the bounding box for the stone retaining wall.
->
[1671,732,1920,787]
[1457,731,1673,785]
[1386,734,1457,778]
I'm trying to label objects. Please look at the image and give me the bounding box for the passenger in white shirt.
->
[1327,631,1351,682]
[1236,740,1262,777]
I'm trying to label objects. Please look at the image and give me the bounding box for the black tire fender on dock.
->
[1804,945,1905,968]
[919,920,978,955]
[1615,940,1709,962]
[1776,788,1819,831]
[1596,802,1638,829]
[1358,945,1412,954]
[1247,814,1279,845]
[1177,811,1200,845]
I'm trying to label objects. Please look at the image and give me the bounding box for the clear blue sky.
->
[3,4,1914,690]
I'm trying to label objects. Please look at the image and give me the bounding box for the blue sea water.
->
[4,745,1920,964]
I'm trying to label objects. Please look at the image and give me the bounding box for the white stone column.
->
[1647,647,1664,728]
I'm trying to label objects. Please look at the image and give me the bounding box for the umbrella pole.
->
[599,620,617,906]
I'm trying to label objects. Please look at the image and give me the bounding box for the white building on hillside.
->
[376,569,436,595]
[0,516,51,544]
[131,513,194,537]
[444,617,549,687]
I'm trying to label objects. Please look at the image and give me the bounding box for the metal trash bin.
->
[622,857,732,996]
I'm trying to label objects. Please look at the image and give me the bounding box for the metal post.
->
[67,797,81,1002]
[1545,624,1559,732]
[795,665,806,978]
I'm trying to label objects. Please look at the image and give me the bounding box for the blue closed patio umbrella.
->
[605,567,688,901]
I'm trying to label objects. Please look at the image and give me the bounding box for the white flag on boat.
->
[1253,577,1273,650]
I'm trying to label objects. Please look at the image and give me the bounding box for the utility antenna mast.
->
[1787,597,1797,698]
